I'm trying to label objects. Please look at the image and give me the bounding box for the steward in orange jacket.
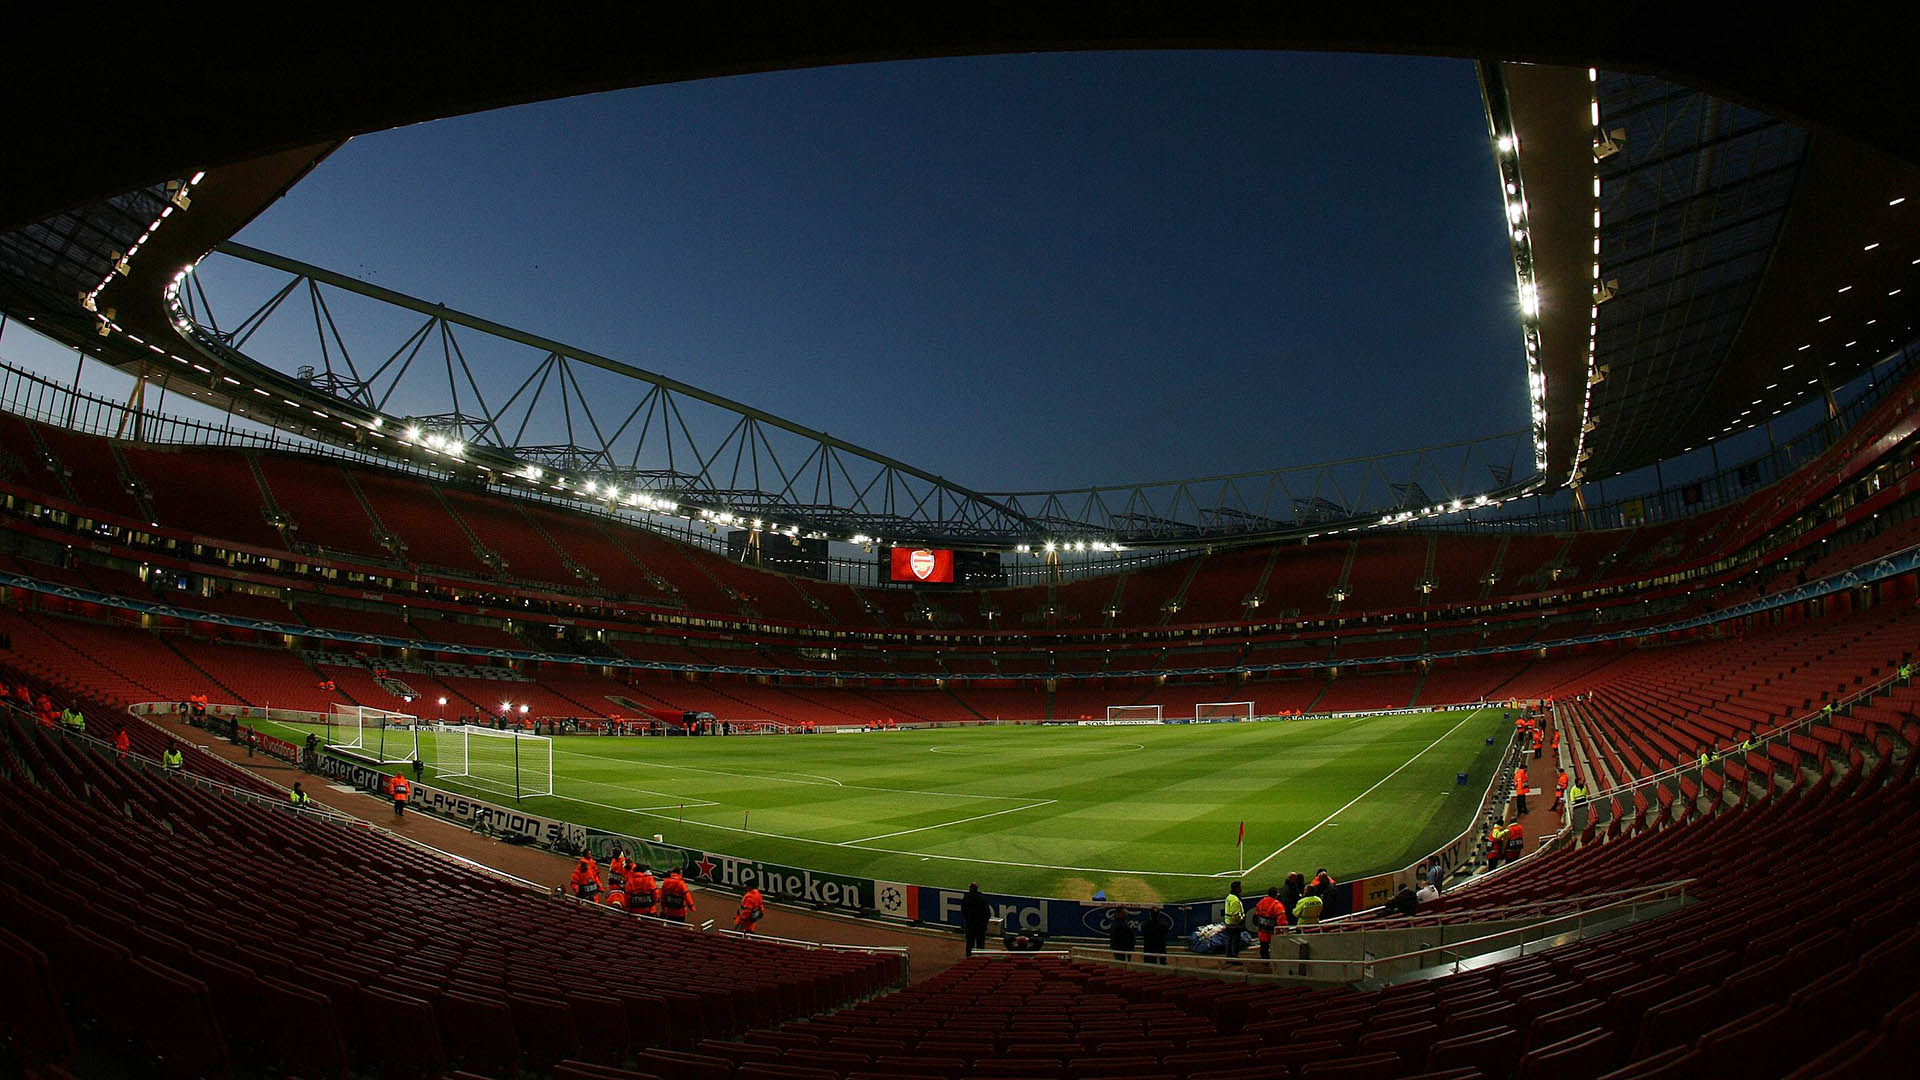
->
[389,774,411,817]
[1252,889,1287,959]
[734,888,765,933]
[569,857,602,900]
[628,867,659,916]
[659,870,694,921]
[114,730,131,759]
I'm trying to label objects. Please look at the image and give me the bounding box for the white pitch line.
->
[848,799,1057,844]
[551,793,718,815]
[1240,707,1489,877]
[549,744,1007,801]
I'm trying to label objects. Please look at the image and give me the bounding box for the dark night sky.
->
[209,50,1527,492]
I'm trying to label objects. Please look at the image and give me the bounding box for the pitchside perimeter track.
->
[269,708,1510,902]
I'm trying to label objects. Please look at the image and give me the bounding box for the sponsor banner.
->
[406,782,590,851]
[686,851,870,911]
[1077,719,1161,727]
[874,880,918,921]
[314,750,389,792]
[914,887,1216,940]
[1162,716,1241,725]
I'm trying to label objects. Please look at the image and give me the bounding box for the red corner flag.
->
[1237,821,1245,848]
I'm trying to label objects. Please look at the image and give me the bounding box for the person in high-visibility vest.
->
[1292,891,1325,925]
[1568,779,1589,804]
[1505,820,1525,860]
[1514,766,1530,815]
[659,869,695,922]
[602,882,628,910]
[628,865,658,916]
[734,887,765,933]
[1552,769,1570,812]
[607,850,631,892]
[390,773,411,817]
[1531,728,1543,759]
[290,783,312,807]
[113,730,131,760]
[1221,882,1245,963]
[569,857,601,901]
[162,743,184,773]
[59,705,85,734]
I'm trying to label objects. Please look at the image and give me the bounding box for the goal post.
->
[1196,701,1255,723]
[1105,704,1163,724]
[434,725,553,799]
[328,704,420,762]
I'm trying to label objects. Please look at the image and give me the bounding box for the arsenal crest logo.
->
[909,549,937,580]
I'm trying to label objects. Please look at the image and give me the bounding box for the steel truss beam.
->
[174,242,1537,548]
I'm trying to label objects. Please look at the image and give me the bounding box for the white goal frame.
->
[436,724,555,799]
[1105,704,1164,723]
[1196,700,1256,723]
[329,704,421,763]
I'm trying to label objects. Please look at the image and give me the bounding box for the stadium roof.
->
[2,9,1916,542]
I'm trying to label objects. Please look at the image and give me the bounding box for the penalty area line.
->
[1240,707,1489,877]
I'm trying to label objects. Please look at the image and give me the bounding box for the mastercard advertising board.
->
[888,546,955,584]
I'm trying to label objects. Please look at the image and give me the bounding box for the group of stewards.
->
[563,851,759,929]
[1224,870,1339,961]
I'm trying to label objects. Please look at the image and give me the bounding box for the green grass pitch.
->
[268,708,1510,903]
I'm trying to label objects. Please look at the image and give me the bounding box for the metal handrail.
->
[1066,877,1692,982]
[1576,666,1903,813]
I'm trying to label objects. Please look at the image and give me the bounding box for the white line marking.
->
[551,744,1003,801]
[849,799,1057,844]
[1241,707,1489,876]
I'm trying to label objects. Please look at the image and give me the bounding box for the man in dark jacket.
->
[961,883,990,956]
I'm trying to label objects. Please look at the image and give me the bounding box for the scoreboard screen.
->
[888,546,955,583]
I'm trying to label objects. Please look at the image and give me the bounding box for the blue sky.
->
[20,50,1532,493]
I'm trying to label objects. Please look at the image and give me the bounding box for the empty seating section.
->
[161,637,339,713]
[119,445,284,548]
[439,489,581,586]
[519,511,676,602]
[0,707,901,1080]
[28,422,144,520]
[1424,534,1501,605]
[1263,544,1351,615]
[298,603,421,639]
[353,471,494,575]
[252,452,390,560]
[1550,606,1915,789]
[410,617,527,651]
[1174,548,1270,624]
[1314,671,1421,713]
[612,528,741,614]
[1342,535,1427,612]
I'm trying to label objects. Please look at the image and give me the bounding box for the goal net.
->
[1196,701,1255,723]
[1105,704,1163,724]
[329,704,421,763]
[435,725,554,799]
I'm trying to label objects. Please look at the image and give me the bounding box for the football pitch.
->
[280,707,1510,902]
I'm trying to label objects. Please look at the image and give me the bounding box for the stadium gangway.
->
[1568,665,1908,832]
[552,888,913,989]
[1066,878,1693,986]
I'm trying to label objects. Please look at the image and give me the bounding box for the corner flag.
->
[1237,820,1245,848]
[1237,820,1245,874]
